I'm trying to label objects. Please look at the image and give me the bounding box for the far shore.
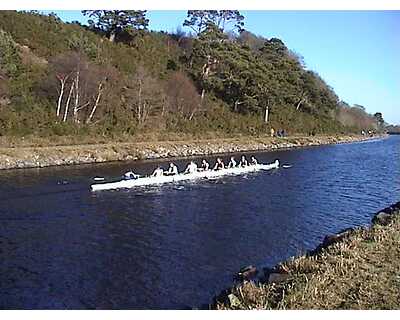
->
[0,134,386,171]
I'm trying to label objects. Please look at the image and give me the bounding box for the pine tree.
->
[82,10,149,42]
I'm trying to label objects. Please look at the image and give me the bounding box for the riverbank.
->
[213,201,400,310]
[0,134,384,170]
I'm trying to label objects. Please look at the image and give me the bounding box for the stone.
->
[321,232,348,248]
[372,212,392,226]
[268,272,290,284]
[228,294,242,308]
[237,265,258,280]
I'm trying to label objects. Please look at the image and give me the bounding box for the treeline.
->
[0,10,384,140]
[336,103,385,132]
[386,125,400,134]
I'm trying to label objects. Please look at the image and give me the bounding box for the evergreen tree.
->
[183,10,244,35]
[82,10,149,42]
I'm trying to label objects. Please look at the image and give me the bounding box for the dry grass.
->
[216,215,400,310]
[0,132,362,149]
[0,132,249,148]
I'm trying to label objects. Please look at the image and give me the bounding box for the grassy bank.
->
[0,134,381,170]
[214,202,400,310]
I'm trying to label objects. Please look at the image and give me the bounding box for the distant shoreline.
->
[0,134,386,171]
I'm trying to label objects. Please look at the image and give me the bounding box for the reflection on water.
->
[0,136,399,309]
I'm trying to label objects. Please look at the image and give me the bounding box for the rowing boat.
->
[91,160,279,191]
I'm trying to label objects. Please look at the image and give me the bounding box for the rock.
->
[322,233,346,248]
[372,212,392,226]
[228,294,242,308]
[311,228,354,254]
[237,265,258,281]
[268,272,290,284]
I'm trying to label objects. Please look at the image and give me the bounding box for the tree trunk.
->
[200,62,211,103]
[188,106,197,121]
[296,99,303,111]
[234,100,244,113]
[265,106,269,123]
[109,30,116,42]
[63,81,74,122]
[137,79,142,124]
[200,89,206,102]
[234,100,239,112]
[73,70,80,123]
[56,78,66,118]
[86,82,103,124]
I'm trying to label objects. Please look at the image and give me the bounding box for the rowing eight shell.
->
[91,160,279,191]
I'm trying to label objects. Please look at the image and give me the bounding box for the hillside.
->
[0,10,382,142]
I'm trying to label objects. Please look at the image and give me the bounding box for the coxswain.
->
[184,161,198,174]
[124,170,139,180]
[239,155,248,167]
[201,159,210,171]
[166,162,178,175]
[152,166,164,177]
[213,158,225,170]
[228,156,237,168]
[250,156,258,165]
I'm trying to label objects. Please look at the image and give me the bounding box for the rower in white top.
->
[152,166,164,177]
[239,155,248,167]
[200,159,210,171]
[228,156,237,168]
[213,158,225,170]
[124,170,139,180]
[250,156,258,165]
[184,161,198,174]
[166,162,178,176]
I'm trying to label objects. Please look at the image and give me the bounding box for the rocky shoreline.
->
[211,200,400,309]
[0,134,383,170]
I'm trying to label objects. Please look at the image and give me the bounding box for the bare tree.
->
[48,52,88,122]
[123,66,166,126]
[166,71,201,120]
[49,53,79,118]
[337,103,377,130]
[55,73,70,117]
[48,52,116,124]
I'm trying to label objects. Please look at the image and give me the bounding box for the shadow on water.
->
[0,136,399,309]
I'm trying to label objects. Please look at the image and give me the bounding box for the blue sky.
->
[45,10,400,124]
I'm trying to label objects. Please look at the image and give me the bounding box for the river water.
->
[0,136,399,309]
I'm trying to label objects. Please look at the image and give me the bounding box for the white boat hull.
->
[91,160,279,191]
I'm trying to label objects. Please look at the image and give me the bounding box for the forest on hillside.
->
[0,10,385,141]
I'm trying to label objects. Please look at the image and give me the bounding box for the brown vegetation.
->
[166,71,201,120]
[337,104,378,131]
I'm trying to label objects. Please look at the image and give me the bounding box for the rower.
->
[239,155,248,167]
[250,156,258,165]
[213,158,225,170]
[166,162,178,176]
[228,156,237,168]
[152,166,164,177]
[184,161,198,174]
[124,170,139,180]
[201,159,210,171]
